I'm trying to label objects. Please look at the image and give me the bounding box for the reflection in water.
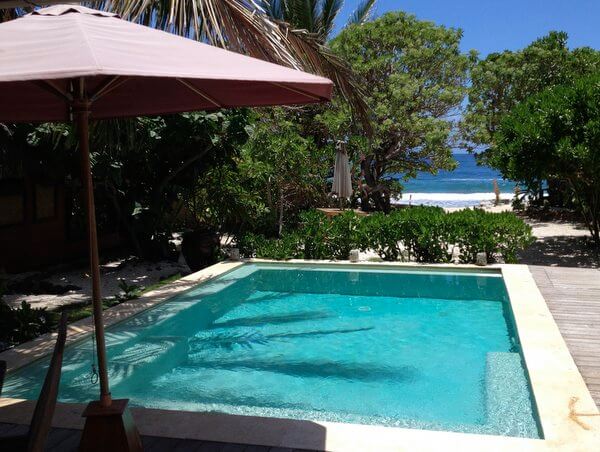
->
[189,326,374,352]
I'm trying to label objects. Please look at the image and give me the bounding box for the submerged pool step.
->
[485,351,540,438]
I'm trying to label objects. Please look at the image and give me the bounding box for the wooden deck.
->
[0,422,309,452]
[529,265,600,407]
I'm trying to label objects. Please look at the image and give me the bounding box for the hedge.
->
[237,207,535,264]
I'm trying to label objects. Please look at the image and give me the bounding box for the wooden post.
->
[75,79,142,452]
[74,95,111,408]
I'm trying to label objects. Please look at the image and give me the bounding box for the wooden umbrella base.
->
[79,399,142,452]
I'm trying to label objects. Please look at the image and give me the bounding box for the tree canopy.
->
[462,31,600,155]
[493,75,600,245]
[328,11,473,211]
[20,111,252,257]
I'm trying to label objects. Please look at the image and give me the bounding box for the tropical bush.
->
[492,75,600,246]
[299,210,334,259]
[0,301,53,350]
[401,207,450,263]
[445,209,534,263]
[238,207,534,264]
[321,210,365,260]
[238,232,303,261]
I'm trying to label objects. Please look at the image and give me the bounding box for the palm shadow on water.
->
[188,326,375,352]
[185,325,420,383]
[183,355,418,383]
[209,310,333,330]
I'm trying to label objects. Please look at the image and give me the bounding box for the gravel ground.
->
[4,256,190,310]
[518,218,598,268]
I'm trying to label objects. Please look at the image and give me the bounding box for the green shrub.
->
[447,209,496,263]
[237,207,534,264]
[364,208,451,263]
[326,211,367,259]
[237,232,266,258]
[363,212,403,261]
[448,209,535,263]
[238,232,303,260]
[401,207,451,263]
[0,300,53,349]
[298,210,331,259]
[489,211,535,263]
[116,279,141,302]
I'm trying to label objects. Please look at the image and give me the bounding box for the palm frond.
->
[261,0,284,20]
[99,0,299,67]
[317,0,343,40]
[282,25,372,132]
[287,0,322,32]
[347,0,376,26]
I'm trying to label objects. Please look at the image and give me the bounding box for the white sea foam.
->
[393,192,513,208]
[399,192,513,201]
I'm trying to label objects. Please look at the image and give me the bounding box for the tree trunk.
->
[361,156,390,213]
[278,186,285,237]
[567,178,600,248]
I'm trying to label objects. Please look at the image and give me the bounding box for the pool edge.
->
[499,264,600,450]
[0,260,244,373]
[1,260,598,451]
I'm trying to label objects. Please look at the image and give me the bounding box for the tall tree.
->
[241,108,331,235]
[493,75,600,245]
[328,11,472,211]
[462,31,600,155]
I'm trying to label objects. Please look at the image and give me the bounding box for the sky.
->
[335,0,600,56]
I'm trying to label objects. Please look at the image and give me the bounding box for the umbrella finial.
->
[29,4,119,18]
[336,139,347,153]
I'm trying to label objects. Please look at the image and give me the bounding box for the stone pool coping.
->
[1,260,599,451]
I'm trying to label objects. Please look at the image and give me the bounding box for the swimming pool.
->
[2,263,541,438]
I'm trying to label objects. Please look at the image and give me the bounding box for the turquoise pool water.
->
[3,264,541,438]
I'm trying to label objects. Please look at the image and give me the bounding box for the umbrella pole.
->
[75,102,112,408]
[75,90,141,452]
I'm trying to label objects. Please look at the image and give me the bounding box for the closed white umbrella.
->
[332,142,353,204]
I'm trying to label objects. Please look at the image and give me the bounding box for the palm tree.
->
[95,0,376,129]
[263,0,376,42]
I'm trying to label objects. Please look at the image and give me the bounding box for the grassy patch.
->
[140,272,182,294]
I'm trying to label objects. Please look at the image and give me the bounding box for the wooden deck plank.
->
[529,265,600,409]
[0,424,285,452]
[45,427,81,452]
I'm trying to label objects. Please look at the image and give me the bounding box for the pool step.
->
[485,351,539,438]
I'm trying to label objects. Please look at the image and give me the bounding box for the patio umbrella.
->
[0,4,332,449]
[332,141,353,205]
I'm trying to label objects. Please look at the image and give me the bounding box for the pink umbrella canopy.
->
[0,4,333,122]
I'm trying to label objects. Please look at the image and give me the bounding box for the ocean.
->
[392,153,515,208]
